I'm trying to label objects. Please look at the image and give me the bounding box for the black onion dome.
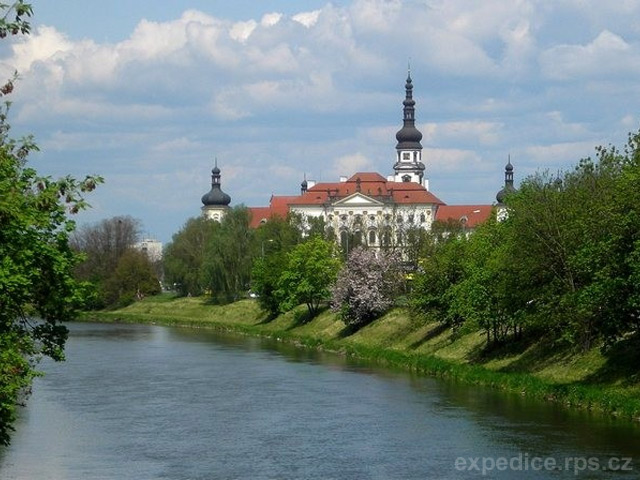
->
[201,186,231,206]
[395,73,423,150]
[202,165,231,206]
[396,125,423,148]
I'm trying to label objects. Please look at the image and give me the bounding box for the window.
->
[419,213,425,223]
[402,152,410,160]
[368,230,376,245]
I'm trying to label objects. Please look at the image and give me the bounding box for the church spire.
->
[496,156,515,204]
[202,159,231,207]
[394,69,426,187]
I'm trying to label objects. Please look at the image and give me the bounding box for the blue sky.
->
[3,1,640,243]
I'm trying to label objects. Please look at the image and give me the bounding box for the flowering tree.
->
[331,247,404,327]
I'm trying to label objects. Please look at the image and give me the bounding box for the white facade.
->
[135,238,163,262]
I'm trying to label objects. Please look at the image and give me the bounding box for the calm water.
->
[0,323,639,480]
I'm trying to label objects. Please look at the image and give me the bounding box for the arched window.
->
[368,230,377,245]
[419,213,425,223]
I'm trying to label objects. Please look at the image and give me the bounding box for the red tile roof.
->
[435,205,493,228]
[248,195,298,228]
[248,172,492,229]
[289,172,445,206]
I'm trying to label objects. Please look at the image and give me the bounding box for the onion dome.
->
[201,162,231,206]
[496,158,515,204]
[395,73,423,150]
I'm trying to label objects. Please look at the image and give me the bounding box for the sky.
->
[2,0,640,243]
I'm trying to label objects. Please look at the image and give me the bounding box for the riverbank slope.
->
[83,294,640,422]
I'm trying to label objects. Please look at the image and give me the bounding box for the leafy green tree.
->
[410,234,468,328]
[164,216,216,296]
[277,236,342,318]
[331,247,404,327]
[445,219,531,344]
[0,2,102,443]
[102,249,161,307]
[250,215,302,318]
[201,206,255,303]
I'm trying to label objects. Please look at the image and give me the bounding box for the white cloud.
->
[332,153,373,174]
[3,0,640,242]
[540,30,640,80]
[229,20,257,43]
[292,10,321,28]
[261,13,283,27]
[426,148,485,173]
[523,141,596,167]
[8,25,73,73]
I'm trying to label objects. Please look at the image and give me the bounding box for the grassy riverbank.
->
[83,294,640,422]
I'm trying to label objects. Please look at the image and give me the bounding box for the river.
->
[0,322,638,479]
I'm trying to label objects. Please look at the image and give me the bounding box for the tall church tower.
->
[393,71,427,188]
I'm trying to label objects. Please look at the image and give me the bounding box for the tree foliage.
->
[0,2,102,442]
[102,249,161,307]
[277,236,342,318]
[201,206,254,303]
[250,215,302,318]
[71,216,151,308]
[410,130,640,351]
[164,207,256,303]
[164,216,216,296]
[331,247,404,327]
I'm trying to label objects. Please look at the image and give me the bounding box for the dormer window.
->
[402,174,411,182]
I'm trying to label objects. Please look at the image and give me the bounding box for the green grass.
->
[82,293,640,422]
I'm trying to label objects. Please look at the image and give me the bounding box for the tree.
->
[201,206,255,303]
[277,236,342,318]
[250,215,302,318]
[71,215,142,307]
[410,234,468,328]
[331,247,404,327]
[102,249,161,307]
[0,2,102,444]
[163,216,216,296]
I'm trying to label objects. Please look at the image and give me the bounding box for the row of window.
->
[327,212,430,224]
[337,228,408,247]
